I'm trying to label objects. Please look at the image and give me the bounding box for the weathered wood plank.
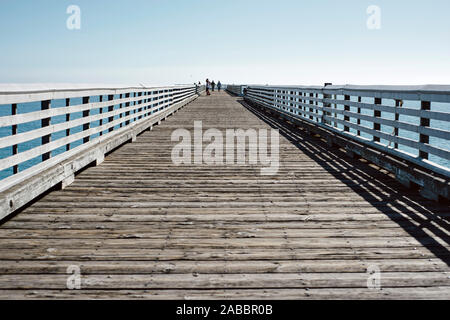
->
[1,287,449,300]
[0,259,447,274]
[0,273,449,290]
[0,247,447,262]
[0,237,448,250]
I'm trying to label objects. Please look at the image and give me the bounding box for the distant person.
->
[205,78,211,96]
[217,81,222,92]
[211,81,216,92]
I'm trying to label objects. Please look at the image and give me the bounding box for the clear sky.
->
[0,0,449,85]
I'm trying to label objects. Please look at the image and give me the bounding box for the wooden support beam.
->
[61,174,75,190]
[394,100,401,149]
[322,83,332,126]
[41,100,51,161]
[119,94,123,128]
[125,93,131,126]
[11,103,18,174]
[137,92,143,121]
[108,95,114,133]
[419,101,431,160]
[344,95,350,132]
[373,97,382,143]
[99,96,104,136]
[357,96,361,136]
[96,153,105,166]
[82,97,90,144]
[65,98,72,151]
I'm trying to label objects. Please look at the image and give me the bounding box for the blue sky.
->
[0,0,449,85]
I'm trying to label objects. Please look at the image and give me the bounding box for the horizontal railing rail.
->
[244,84,450,201]
[226,85,247,96]
[0,83,204,219]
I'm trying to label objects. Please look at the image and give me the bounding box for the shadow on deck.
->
[239,97,450,267]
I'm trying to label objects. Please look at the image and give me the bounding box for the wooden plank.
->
[0,273,449,290]
[0,227,430,239]
[0,259,447,274]
[0,237,447,250]
[0,247,447,262]
[0,287,449,300]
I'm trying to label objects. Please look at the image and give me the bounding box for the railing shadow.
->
[238,99,450,267]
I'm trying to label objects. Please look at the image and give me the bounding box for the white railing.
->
[226,85,247,96]
[0,83,204,218]
[245,85,450,178]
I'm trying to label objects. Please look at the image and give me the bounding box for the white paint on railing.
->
[226,85,247,96]
[245,84,450,177]
[0,84,204,192]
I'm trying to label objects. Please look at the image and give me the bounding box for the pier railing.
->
[0,84,204,219]
[226,85,247,97]
[245,84,450,201]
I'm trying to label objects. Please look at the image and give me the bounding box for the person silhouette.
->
[205,79,211,96]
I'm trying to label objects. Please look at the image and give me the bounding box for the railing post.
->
[99,96,103,136]
[273,89,277,109]
[357,97,361,136]
[322,83,332,125]
[281,90,284,110]
[143,92,148,117]
[108,95,114,132]
[119,94,123,128]
[344,95,350,132]
[299,91,303,114]
[163,90,167,111]
[419,101,431,159]
[82,97,90,144]
[41,100,51,161]
[289,91,294,113]
[137,92,143,120]
[373,97,382,142]
[125,93,131,126]
[65,98,71,151]
[11,103,18,174]
[284,90,287,111]
[132,92,137,122]
[315,93,319,122]
[394,99,401,149]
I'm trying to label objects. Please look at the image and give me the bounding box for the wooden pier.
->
[0,91,449,299]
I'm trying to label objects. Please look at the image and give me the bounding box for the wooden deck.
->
[0,91,449,299]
